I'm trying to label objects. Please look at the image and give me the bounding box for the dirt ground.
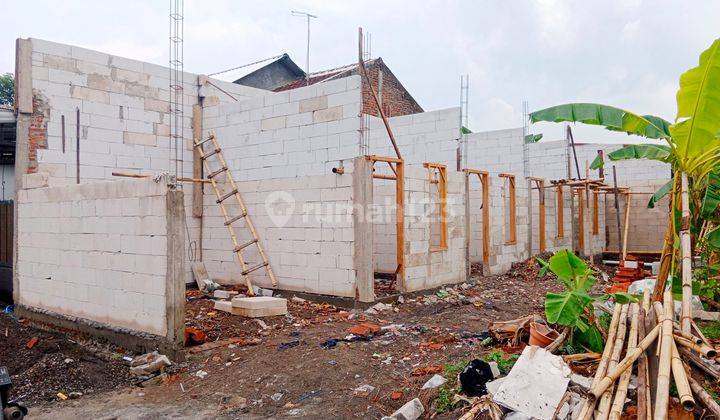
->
[2,258,601,419]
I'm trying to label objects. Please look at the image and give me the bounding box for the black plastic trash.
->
[459,359,494,396]
[320,339,338,349]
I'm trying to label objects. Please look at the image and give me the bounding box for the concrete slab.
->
[230,296,288,318]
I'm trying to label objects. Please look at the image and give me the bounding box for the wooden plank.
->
[396,160,405,290]
[578,189,585,253]
[556,185,564,239]
[192,104,203,218]
[506,175,517,244]
[481,173,490,270]
[592,190,599,235]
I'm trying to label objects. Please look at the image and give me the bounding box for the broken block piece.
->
[213,290,239,299]
[230,296,288,318]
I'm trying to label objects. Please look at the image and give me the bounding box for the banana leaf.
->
[529,103,670,139]
[701,169,720,220]
[706,226,720,250]
[671,38,720,175]
[545,291,593,328]
[590,144,672,170]
[572,325,604,352]
[647,179,673,208]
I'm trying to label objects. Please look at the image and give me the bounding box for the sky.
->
[1,0,718,143]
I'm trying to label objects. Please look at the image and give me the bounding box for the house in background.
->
[233,54,423,117]
[0,105,15,201]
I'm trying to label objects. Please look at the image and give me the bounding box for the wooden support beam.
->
[425,162,448,251]
[556,185,564,239]
[577,189,585,253]
[192,104,204,218]
[592,190,599,235]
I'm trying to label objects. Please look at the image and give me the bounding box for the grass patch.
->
[698,321,720,340]
[433,351,518,414]
[483,350,519,374]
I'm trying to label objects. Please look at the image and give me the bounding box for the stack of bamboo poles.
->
[576,288,720,419]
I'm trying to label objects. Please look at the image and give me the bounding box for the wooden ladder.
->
[194,130,277,293]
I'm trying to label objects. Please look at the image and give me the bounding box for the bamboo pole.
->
[637,299,650,420]
[678,346,720,384]
[673,334,717,358]
[654,291,674,420]
[653,174,678,302]
[589,323,662,401]
[680,172,692,335]
[688,375,720,418]
[578,304,624,420]
[609,304,639,420]
[692,320,712,348]
[674,327,703,345]
[546,327,569,353]
[596,304,629,420]
[670,338,695,411]
[621,192,631,260]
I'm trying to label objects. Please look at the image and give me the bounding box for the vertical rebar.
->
[169,0,184,185]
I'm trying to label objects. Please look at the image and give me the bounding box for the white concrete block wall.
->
[16,178,170,336]
[203,76,363,182]
[372,182,397,272]
[402,166,466,291]
[199,164,357,297]
[366,108,460,166]
[466,128,529,273]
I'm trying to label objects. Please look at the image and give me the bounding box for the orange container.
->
[529,322,560,347]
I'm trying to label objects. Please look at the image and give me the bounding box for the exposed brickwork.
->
[360,59,423,117]
[26,92,49,174]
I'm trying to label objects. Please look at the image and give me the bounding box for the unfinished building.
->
[10,38,670,350]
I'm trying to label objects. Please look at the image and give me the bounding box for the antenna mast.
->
[291,10,318,86]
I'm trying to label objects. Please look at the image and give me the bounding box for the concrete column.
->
[165,190,186,348]
[352,156,375,302]
[13,38,32,305]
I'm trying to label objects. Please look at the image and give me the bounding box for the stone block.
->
[213,290,239,299]
[124,132,157,146]
[299,95,328,113]
[23,172,49,189]
[230,296,288,318]
[313,106,343,123]
[261,116,286,131]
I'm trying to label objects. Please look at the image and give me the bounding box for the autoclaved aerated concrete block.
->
[231,296,288,318]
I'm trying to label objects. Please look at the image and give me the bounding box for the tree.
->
[0,73,14,106]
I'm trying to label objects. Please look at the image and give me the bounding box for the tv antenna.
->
[291,10,318,86]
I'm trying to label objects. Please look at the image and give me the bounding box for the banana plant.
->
[530,38,720,299]
[537,249,633,351]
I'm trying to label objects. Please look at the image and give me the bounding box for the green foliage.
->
[697,321,720,340]
[572,325,604,353]
[591,144,672,170]
[529,103,670,139]
[483,351,519,374]
[524,133,543,143]
[443,360,467,379]
[701,170,720,220]
[672,38,720,173]
[0,73,13,106]
[539,250,597,332]
[435,387,455,414]
[648,179,674,209]
[461,126,472,135]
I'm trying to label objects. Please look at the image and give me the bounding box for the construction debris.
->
[490,346,573,419]
[129,351,172,377]
[382,398,425,420]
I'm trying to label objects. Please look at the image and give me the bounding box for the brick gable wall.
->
[359,60,423,118]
